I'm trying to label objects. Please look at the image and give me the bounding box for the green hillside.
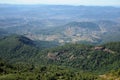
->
[0,57,120,80]
[0,58,98,80]
[0,35,120,79]
[0,35,37,63]
[0,5,120,80]
[35,42,120,73]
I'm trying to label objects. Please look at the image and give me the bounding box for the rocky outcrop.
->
[47,53,57,60]
[94,46,105,50]
[93,46,115,54]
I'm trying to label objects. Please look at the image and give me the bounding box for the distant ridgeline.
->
[0,5,120,44]
[0,5,120,79]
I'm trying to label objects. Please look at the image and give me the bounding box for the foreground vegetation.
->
[0,59,98,80]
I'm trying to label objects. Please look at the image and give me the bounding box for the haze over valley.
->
[0,1,120,80]
[0,5,120,44]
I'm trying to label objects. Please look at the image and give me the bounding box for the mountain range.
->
[0,4,120,80]
[0,5,120,44]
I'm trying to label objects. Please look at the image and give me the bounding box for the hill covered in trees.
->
[35,42,120,73]
[0,35,37,63]
[0,58,98,80]
[0,35,120,79]
[0,4,120,80]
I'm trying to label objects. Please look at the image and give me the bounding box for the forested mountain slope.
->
[0,35,37,63]
[35,42,120,73]
[0,35,120,79]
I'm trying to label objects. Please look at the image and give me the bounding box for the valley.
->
[0,5,120,44]
[0,4,120,80]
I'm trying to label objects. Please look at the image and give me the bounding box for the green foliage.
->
[35,40,59,49]
[0,60,98,80]
[0,35,37,63]
[103,42,120,53]
[35,42,120,73]
[0,35,120,79]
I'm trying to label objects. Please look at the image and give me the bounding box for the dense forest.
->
[0,35,120,80]
[0,4,120,80]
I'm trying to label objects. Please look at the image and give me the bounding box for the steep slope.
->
[0,34,120,78]
[0,35,37,63]
[0,34,120,74]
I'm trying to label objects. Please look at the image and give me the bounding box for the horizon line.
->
[0,3,120,7]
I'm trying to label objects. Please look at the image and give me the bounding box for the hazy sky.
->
[0,0,120,6]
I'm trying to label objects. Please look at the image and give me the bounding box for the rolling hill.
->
[0,5,120,44]
[0,35,37,63]
[35,42,120,73]
[0,35,120,79]
[0,4,120,80]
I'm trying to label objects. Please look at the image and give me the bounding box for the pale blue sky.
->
[0,0,120,6]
